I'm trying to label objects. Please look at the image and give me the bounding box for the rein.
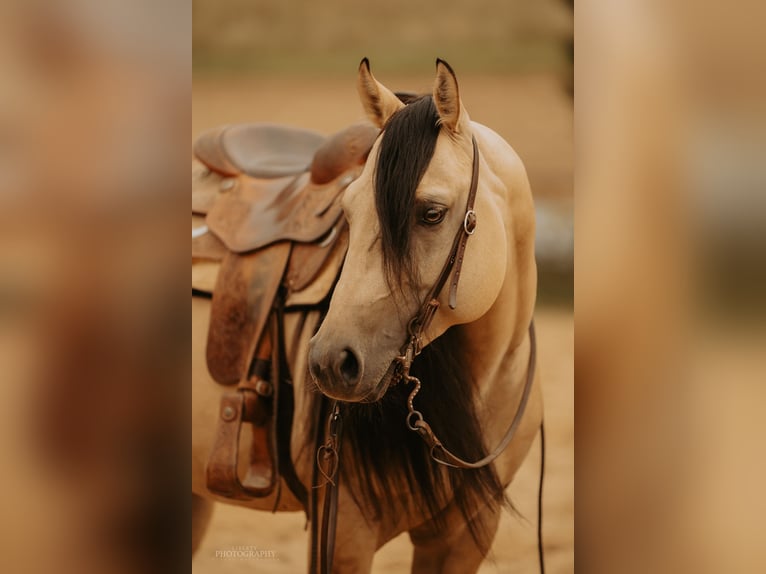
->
[401,321,536,469]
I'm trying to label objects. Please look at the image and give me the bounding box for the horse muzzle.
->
[308,337,370,401]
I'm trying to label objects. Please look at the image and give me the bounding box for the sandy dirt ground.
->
[191,307,573,574]
[192,74,573,573]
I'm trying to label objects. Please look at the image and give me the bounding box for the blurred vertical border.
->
[0,1,190,573]
[576,0,766,572]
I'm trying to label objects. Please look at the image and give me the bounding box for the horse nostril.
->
[337,348,361,386]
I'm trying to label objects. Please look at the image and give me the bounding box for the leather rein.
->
[312,135,538,572]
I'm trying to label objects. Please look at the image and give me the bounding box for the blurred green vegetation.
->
[193,0,571,75]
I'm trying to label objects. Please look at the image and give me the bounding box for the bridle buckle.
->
[463,210,477,235]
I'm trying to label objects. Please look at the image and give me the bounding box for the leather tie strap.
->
[310,400,342,574]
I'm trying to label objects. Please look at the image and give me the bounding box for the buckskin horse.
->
[192,59,544,573]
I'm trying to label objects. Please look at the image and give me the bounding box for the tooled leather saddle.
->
[192,121,379,505]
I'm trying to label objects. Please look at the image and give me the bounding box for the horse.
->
[192,58,543,574]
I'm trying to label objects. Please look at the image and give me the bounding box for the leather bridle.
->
[394,135,537,470]
[311,135,540,573]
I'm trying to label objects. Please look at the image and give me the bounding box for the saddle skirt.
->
[192,121,378,503]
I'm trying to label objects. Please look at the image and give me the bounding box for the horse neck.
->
[459,126,536,394]
[459,273,532,386]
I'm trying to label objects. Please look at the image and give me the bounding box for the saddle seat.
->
[194,123,326,179]
[192,120,378,504]
[194,122,379,254]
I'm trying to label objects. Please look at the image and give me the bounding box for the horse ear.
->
[357,58,404,128]
[433,59,469,134]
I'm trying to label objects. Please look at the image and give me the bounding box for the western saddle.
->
[192,121,379,504]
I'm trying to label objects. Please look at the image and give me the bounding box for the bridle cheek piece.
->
[406,135,482,345]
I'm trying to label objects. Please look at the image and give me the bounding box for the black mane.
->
[374,95,440,289]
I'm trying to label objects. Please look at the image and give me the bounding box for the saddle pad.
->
[194,123,326,179]
[206,243,291,384]
[206,171,351,254]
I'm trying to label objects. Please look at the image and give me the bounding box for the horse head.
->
[309,59,531,403]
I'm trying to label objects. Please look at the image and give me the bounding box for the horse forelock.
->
[373,95,440,291]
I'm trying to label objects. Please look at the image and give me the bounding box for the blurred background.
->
[576,1,766,573]
[0,2,189,574]
[192,1,573,573]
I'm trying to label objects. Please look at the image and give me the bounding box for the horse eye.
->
[422,207,446,225]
